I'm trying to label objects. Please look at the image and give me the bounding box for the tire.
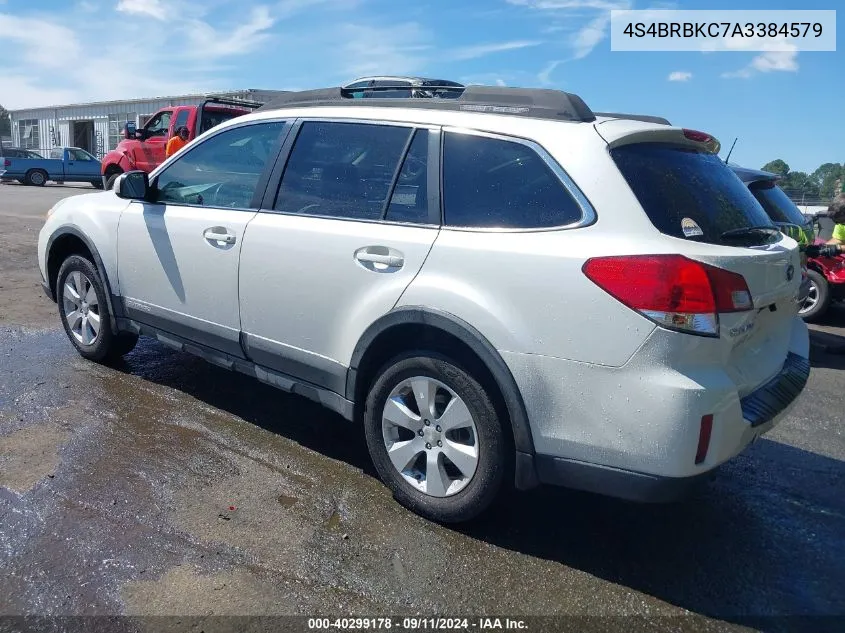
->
[363,352,508,524]
[105,172,122,190]
[91,179,104,190]
[800,269,831,322]
[56,255,136,363]
[25,169,47,186]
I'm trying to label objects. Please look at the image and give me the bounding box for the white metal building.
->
[8,89,283,159]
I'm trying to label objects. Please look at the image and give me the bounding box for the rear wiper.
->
[720,226,781,239]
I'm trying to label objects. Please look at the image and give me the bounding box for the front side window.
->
[154,121,287,209]
[274,121,414,221]
[172,109,190,132]
[69,148,96,161]
[442,132,583,229]
[144,111,172,138]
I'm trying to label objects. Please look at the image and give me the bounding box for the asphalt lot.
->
[1,182,844,632]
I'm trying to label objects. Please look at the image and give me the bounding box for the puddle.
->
[0,422,69,493]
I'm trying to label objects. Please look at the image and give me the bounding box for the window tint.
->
[173,109,190,132]
[749,181,808,226]
[611,143,779,246]
[145,111,172,137]
[442,132,583,228]
[155,121,286,209]
[69,149,95,161]
[275,121,413,220]
[385,129,430,224]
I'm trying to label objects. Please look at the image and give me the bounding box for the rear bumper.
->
[503,317,810,489]
[535,455,716,502]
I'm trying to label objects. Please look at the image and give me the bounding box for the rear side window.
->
[274,121,414,221]
[611,143,779,246]
[443,132,583,229]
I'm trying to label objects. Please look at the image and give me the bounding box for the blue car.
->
[0,147,103,188]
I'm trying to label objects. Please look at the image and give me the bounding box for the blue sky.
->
[0,0,841,173]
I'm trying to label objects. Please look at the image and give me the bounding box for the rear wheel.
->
[800,269,831,322]
[25,169,47,186]
[91,179,104,189]
[363,352,507,524]
[56,255,138,362]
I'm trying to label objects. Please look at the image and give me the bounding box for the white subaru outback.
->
[37,81,810,523]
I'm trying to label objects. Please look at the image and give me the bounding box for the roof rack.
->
[255,84,596,123]
[595,112,671,125]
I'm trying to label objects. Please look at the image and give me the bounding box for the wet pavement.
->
[1,183,845,632]
[1,322,844,632]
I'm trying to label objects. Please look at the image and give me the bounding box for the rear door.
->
[237,119,440,391]
[607,135,804,395]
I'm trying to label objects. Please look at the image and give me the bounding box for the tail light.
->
[3,159,10,167]
[682,128,720,154]
[582,254,753,337]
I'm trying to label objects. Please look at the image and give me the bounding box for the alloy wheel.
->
[381,376,480,497]
[62,271,101,346]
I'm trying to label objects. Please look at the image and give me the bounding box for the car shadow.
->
[113,338,845,628]
[809,328,845,370]
[114,337,375,475]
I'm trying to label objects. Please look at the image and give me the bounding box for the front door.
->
[117,119,290,357]
[66,148,101,180]
[133,109,172,172]
[238,120,441,392]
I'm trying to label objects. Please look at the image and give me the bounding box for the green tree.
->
[812,162,844,200]
[0,104,10,138]
[761,159,790,176]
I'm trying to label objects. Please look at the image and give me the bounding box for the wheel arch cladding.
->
[47,227,120,333]
[347,307,540,490]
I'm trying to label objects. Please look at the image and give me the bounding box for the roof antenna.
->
[724,137,738,164]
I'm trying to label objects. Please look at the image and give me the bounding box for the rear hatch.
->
[602,129,803,396]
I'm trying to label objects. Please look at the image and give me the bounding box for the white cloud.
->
[334,22,432,79]
[0,15,83,69]
[185,5,275,58]
[668,71,692,82]
[508,0,631,69]
[538,60,564,85]
[722,41,800,79]
[116,0,166,20]
[450,40,542,61]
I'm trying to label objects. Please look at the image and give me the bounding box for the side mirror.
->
[115,170,152,201]
[124,122,137,139]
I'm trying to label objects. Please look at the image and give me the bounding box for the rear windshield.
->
[610,143,780,246]
[748,180,807,226]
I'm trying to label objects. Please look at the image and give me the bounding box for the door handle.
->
[355,252,404,267]
[203,227,236,245]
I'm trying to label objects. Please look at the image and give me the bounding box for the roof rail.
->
[255,84,596,123]
[595,112,672,125]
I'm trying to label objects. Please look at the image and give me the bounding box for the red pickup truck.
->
[100,96,263,189]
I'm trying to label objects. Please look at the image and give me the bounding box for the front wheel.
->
[800,269,831,322]
[56,255,137,362]
[363,353,508,524]
[104,173,122,190]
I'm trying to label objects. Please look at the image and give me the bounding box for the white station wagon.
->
[38,80,810,522]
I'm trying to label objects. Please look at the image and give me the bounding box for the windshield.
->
[610,142,780,246]
[749,180,814,244]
